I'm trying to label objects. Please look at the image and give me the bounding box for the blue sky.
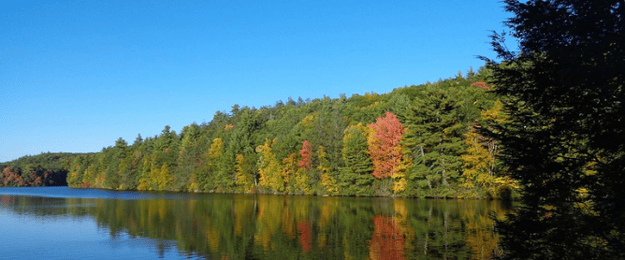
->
[0,0,512,162]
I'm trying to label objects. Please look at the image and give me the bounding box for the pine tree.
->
[403,86,466,197]
[339,123,374,195]
[483,1,625,258]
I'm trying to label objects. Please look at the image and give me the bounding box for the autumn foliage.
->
[298,140,312,170]
[367,112,405,179]
[369,215,405,260]
[298,221,312,253]
[64,70,511,198]
[470,81,490,90]
[1,166,57,187]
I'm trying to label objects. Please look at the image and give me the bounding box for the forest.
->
[3,0,621,258]
[0,152,81,187]
[63,67,516,199]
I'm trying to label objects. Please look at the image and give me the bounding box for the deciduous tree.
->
[367,112,404,179]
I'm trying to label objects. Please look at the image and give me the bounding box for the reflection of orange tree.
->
[298,222,312,252]
[369,215,405,260]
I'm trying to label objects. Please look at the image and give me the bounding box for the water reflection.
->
[0,193,513,260]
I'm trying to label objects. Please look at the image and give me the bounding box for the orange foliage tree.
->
[298,140,313,170]
[367,112,405,179]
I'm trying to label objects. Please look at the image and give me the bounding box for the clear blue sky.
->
[0,0,511,163]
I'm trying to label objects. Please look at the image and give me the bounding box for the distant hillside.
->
[1,152,90,187]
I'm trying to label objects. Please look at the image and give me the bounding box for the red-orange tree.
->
[297,140,313,170]
[367,112,405,179]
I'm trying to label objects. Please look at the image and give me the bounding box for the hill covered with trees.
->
[67,67,516,198]
[0,152,86,187]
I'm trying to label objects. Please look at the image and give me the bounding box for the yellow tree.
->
[156,163,173,191]
[281,153,298,193]
[461,129,496,197]
[461,100,517,198]
[393,144,412,194]
[256,138,284,192]
[235,154,254,192]
[137,156,152,191]
[208,138,223,167]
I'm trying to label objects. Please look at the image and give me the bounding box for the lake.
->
[0,187,513,260]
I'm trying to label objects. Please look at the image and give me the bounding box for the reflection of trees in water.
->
[370,215,404,260]
[1,195,513,259]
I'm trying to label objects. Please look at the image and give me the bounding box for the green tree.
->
[403,86,466,197]
[103,137,128,189]
[339,123,374,196]
[483,1,625,259]
[174,123,202,191]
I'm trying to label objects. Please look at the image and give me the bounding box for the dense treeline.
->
[67,68,516,198]
[0,152,83,187]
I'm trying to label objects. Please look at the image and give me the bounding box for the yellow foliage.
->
[461,204,502,259]
[321,173,338,194]
[206,225,220,251]
[281,153,298,188]
[461,128,517,198]
[364,92,379,100]
[235,154,254,192]
[481,100,508,125]
[256,138,284,192]
[294,168,310,194]
[299,113,316,127]
[157,163,173,190]
[208,138,223,162]
[392,141,412,194]
[318,145,338,194]
[343,123,369,142]
[137,177,150,191]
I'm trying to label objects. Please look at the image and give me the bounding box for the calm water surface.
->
[0,187,514,260]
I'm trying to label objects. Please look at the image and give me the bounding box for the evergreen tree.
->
[483,0,625,258]
[339,123,374,196]
[403,86,466,197]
